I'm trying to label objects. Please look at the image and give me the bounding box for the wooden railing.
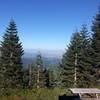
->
[74,98,100,100]
[81,98,100,100]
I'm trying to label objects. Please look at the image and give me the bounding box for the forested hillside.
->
[0,1,100,100]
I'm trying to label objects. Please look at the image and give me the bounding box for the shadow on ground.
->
[59,94,80,100]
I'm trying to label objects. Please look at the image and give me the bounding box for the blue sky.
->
[0,0,99,51]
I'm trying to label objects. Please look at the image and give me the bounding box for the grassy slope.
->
[0,88,71,100]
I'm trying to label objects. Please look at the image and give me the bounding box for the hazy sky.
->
[0,0,99,50]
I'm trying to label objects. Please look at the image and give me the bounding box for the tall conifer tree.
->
[0,19,24,88]
[77,25,95,87]
[46,67,56,89]
[60,31,81,88]
[33,53,46,88]
[91,7,100,86]
[60,25,95,88]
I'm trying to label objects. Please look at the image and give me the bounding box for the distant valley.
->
[22,49,64,67]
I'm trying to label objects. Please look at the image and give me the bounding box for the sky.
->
[0,0,99,51]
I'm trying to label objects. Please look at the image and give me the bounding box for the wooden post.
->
[96,93,98,99]
[79,93,82,98]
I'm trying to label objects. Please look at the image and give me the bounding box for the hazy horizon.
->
[23,48,64,58]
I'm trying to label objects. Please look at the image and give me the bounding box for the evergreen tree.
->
[33,53,46,88]
[0,49,4,88]
[55,65,63,88]
[0,19,24,88]
[46,66,56,89]
[60,25,94,88]
[22,61,37,89]
[22,61,35,89]
[77,24,95,87]
[28,61,34,88]
[60,31,81,88]
[91,7,100,86]
[22,68,29,89]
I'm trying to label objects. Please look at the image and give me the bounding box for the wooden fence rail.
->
[75,98,100,100]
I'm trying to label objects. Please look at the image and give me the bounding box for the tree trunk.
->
[74,53,77,87]
[37,65,40,89]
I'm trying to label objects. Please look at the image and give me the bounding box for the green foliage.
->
[45,66,56,89]
[77,24,95,87]
[32,54,46,88]
[22,68,29,89]
[27,61,35,88]
[60,30,81,88]
[60,25,95,88]
[0,0,100,92]
[91,7,100,87]
[0,89,69,100]
[0,19,24,88]
[22,59,56,89]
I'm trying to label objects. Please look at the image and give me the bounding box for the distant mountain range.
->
[23,49,64,58]
[22,49,64,67]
